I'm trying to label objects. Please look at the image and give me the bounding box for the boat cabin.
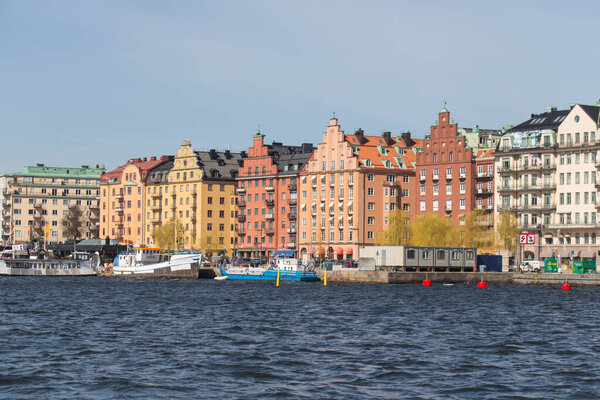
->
[116,248,162,267]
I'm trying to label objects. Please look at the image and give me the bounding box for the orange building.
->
[297,117,422,260]
[100,156,171,245]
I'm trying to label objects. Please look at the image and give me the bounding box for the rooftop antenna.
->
[257,124,261,134]
[332,110,336,118]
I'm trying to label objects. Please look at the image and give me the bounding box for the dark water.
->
[1,278,600,399]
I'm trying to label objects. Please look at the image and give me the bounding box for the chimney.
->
[302,143,314,153]
[209,149,218,159]
[401,131,415,147]
[143,157,147,162]
[382,131,392,146]
[150,156,156,161]
[546,106,557,113]
[354,128,366,145]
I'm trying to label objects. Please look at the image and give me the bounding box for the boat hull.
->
[219,266,320,282]
[113,254,202,279]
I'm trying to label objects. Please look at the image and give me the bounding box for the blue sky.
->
[1,1,599,173]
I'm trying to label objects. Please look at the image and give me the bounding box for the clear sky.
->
[1,1,599,173]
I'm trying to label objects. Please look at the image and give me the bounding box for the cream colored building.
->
[495,104,600,263]
[2,164,104,243]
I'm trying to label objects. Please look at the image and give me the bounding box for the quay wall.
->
[316,270,600,285]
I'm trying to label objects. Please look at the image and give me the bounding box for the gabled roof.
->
[578,104,600,125]
[101,156,171,183]
[344,133,423,170]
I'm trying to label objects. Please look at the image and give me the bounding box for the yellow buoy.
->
[276,267,280,287]
[323,267,327,286]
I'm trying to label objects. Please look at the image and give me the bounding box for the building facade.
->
[416,106,501,233]
[235,134,314,259]
[2,164,104,243]
[297,117,421,260]
[495,104,600,262]
[142,140,244,256]
[100,156,171,245]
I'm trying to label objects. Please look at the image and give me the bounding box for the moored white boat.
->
[112,248,202,278]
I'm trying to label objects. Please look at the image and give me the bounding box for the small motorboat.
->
[214,276,228,281]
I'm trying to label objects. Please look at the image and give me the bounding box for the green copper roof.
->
[3,165,104,178]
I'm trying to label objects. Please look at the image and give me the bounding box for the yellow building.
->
[145,140,245,256]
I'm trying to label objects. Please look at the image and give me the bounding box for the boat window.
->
[406,249,416,260]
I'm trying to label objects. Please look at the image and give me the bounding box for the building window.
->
[368,174,374,182]
[368,188,374,196]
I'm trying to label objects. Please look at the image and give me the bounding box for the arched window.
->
[433,153,438,163]
[449,152,454,162]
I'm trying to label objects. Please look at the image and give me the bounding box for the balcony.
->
[446,173,452,180]
[459,173,466,179]
[419,175,426,182]
[287,212,297,220]
[266,229,274,236]
[149,203,162,211]
[236,187,246,194]
[191,202,197,209]
[237,200,246,208]
[287,227,296,234]
[115,207,124,213]
[288,183,297,192]
[237,230,246,236]
[265,199,274,207]
[2,202,10,209]
[265,213,274,220]
[432,175,439,181]
[286,242,296,249]
[311,209,317,216]
[475,172,493,179]
[288,198,297,206]
[496,185,516,193]
[497,166,514,174]
[445,204,452,211]
[151,220,161,225]
[265,186,274,192]
[151,192,162,199]
[115,194,123,199]
[237,214,246,222]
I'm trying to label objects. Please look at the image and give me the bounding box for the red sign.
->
[519,233,535,245]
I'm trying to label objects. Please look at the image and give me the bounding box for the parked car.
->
[520,260,542,273]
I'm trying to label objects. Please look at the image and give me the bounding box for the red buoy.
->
[423,279,431,287]
[561,283,571,290]
[477,281,487,288]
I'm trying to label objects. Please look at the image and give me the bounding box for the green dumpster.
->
[583,260,597,273]
[573,260,583,274]
[544,258,558,273]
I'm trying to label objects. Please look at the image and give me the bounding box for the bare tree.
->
[32,203,46,242]
[62,204,83,241]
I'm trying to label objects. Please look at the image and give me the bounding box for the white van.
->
[520,260,542,273]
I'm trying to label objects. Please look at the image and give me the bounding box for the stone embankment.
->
[316,270,600,285]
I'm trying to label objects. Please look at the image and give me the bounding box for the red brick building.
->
[235,134,314,258]
[416,105,500,227]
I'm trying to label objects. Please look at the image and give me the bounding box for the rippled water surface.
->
[2,277,600,399]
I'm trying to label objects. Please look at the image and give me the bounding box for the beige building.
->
[2,164,104,243]
[495,104,600,263]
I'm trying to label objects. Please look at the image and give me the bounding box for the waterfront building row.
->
[4,101,600,264]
